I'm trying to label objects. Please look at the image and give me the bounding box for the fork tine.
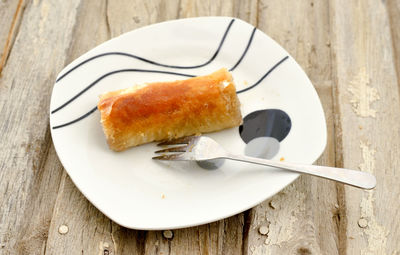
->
[157,136,197,146]
[152,153,187,161]
[155,146,187,153]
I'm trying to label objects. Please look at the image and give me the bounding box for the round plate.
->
[50,17,326,230]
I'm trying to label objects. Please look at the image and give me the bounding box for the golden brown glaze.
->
[98,68,242,151]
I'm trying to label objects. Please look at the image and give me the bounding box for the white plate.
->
[50,17,326,230]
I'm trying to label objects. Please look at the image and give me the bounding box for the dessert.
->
[98,68,242,151]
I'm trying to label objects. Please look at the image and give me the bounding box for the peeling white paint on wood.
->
[264,185,306,247]
[359,141,376,175]
[248,185,307,255]
[348,68,380,117]
[359,141,388,255]
[331,0,400,254]
[246,1,338,254]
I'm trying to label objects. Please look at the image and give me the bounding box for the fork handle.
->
[225,154,376,189]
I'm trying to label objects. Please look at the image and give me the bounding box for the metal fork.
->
[153,136,376,190]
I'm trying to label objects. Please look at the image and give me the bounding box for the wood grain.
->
[44,1,121,255]
[0,0,82,253]
[244,0,339,254]
[106,0,180,38]
[0,0,26,75]
[387,0,400,94]
[330,0,400,254]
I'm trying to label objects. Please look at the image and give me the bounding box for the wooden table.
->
[1,0,399,254]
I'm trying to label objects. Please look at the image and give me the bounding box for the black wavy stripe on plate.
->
[52,106,98,130]
[51,56,289,129]
[51,24,258,114]
[51,17,290,129]
[236,56,289,94]
[229,27,256,72]
[56,19,236,83]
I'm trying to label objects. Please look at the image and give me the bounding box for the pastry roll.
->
[98,68,242,151]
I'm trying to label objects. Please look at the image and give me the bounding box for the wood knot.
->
[163,230,174,239]
[269,200,277,209]
[297,247,312,255]
[132,16,141,24]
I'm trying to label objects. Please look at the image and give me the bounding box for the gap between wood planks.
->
[386,0,400,96]
[0,0,26,77]
[325,0,349,252]
[105,0,111,38]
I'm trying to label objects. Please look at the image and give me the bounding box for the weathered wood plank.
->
[143,218,244,255]
[244,0,339,254]
[0,0,26,75]
[0,0,82,254]
[11,145,65,254]
[43,1,121,255]
[106,0,180,38]
[330,0,400,254]
[387,0,400,93]
[46,174,119,255]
